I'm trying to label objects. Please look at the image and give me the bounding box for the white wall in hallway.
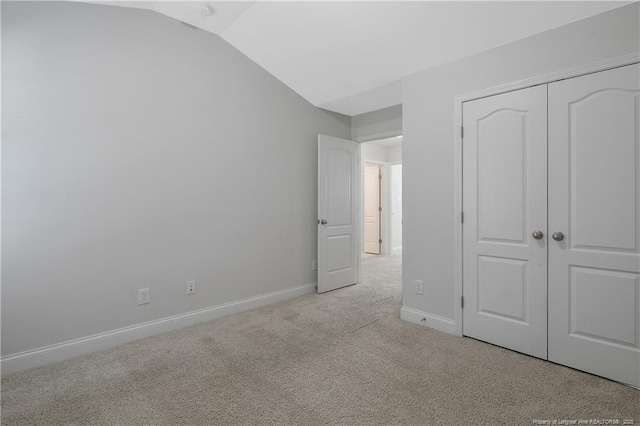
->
[361,143,389,163]
[388,145,402,163]
[391,164,403,255]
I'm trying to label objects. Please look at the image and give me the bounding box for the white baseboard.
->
[401,306,458,336]
[1,283,317,376]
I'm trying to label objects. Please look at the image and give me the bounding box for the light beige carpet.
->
[2,255,638,425]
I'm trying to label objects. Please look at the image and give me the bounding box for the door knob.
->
[552,231,565,241]
[318,219,328,225]
[532,230,544,240]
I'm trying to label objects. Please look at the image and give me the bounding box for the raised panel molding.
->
[327,147,353,226]
[569,89,639,253]
[477,109,528,244]
[477,255,528,323]
[327,234,352,273]
[569,266,638,348]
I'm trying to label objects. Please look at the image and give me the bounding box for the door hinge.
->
[461,126,464,139]
[379,173,382,180]
[461,296,464,308]
[461,211,464,223]
[379,239,382,244]
[379,206,382,212]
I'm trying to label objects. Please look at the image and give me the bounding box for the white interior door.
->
[462,85,548,359]
[318,134,359,293]
[364,164,381,254]
[548,64,640,387]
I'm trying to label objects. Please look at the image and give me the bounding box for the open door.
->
[318,134,359,293]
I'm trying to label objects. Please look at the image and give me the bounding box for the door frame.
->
[452,53,639,337]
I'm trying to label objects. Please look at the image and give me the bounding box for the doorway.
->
[360,136,402,257]
[316,134,402,293]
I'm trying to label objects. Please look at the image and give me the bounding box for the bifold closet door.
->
[548,64,640,387]
[462,85,548,359]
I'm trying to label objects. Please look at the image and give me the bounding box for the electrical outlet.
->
[186,280,196,295]
[414,280,423,295]
[138,288,150,305]
[312,259,318,271]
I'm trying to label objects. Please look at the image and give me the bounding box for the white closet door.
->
[463,85,548,359]
[548,64,640,387]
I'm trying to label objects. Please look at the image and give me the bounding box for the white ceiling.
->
[85,1,628,116]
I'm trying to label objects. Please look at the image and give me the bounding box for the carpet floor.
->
[2,255,639,425]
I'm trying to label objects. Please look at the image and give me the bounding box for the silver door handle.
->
[532,230,544,240]
[318,219,328,225]
[552,232,565,241]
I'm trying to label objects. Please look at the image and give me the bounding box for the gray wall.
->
[387,145,402,164]
[361,143,389,164]
[402,3,639,322]
[1,1,350,356]
[351,105,402,141]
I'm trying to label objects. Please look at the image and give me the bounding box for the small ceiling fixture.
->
[197,3,215,17]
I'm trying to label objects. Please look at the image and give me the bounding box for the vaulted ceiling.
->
[85,1,628,116]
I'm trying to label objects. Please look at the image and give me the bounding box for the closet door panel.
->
[548,63,640,387]
[462,85,548,359]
